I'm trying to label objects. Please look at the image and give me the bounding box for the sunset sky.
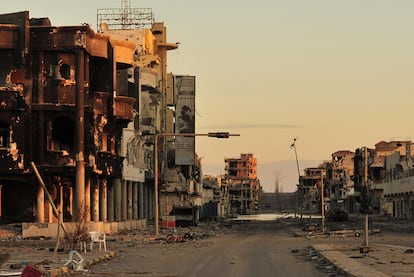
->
[4,1,414,191]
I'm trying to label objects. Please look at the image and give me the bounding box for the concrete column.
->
[92,180,100,222]
[100,179,107,222]
[139,182,144,219]
[37,182,45,223]
[132,182,138,219]
[148,184,154,220]
[48,202,53,223]
[69,186,73,220]
[121,180,127,221]
[58,185,63,217]
[114,178,122,221]
[127,181,133,220]
[107,180,114,222]
[74,49,85,222]
[85,176,91,222]
[143,183,148,219]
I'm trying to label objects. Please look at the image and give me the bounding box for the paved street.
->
[0,214,413,276]
[84,219,334,277]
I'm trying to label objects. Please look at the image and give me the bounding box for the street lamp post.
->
[290,138,302,219]
[153,132,239,236]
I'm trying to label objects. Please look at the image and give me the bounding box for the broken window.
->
[47,116,75,152]
[59,63,71,80]
[0,121,10,148]
[50,59,75,86]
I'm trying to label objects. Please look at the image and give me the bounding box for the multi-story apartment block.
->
[300,165,326,214]
[223,154,260,215]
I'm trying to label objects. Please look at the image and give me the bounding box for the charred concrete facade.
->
[0,10,189,235]
[223,154,260,215]
[325,150,355,213]
[300,165,326,214]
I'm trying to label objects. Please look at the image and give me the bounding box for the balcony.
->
[113,96,135,121]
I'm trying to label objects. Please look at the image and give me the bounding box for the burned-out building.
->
[223,153,260,215]
[300,165,326,214]
[0,8,189,235]
[0,10,145,227]
[325,150,355,213]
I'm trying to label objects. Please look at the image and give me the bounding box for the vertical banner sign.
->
[175,75,195,165]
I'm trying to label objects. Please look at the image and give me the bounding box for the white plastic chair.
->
[64,250,87,272]
[89,231,107,252]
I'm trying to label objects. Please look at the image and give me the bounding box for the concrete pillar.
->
[143,183,148,219]
[37,182,45,223]
[127,181,133,220]
[139,182,144,219]
[85,176,91,222]
[148,184,154,220]
[74,49,85,222]
[69,186,73,220]
[48,202,53,223]
[121,180,127,221]
[92,180,99,222]
[107,180,114,222]
[100,179,107,222]
[114,178,122,221]
[133,182,138,219]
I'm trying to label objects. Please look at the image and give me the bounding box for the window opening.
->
[0,122,10,148]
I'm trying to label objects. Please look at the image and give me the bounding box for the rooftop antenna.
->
[97,0,154,31]
[121,0,131,29]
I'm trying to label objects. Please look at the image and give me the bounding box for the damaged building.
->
[297,140,414,221]
[0,10,159,229]
[223,153,260,215]
[300,165,327,215]
[0,6,225,235]
[0,6,191,234]
[357,141,414,219]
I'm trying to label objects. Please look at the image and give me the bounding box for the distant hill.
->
[202,160,322,193]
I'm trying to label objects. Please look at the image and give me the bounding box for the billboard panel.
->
[175,75,195,165]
